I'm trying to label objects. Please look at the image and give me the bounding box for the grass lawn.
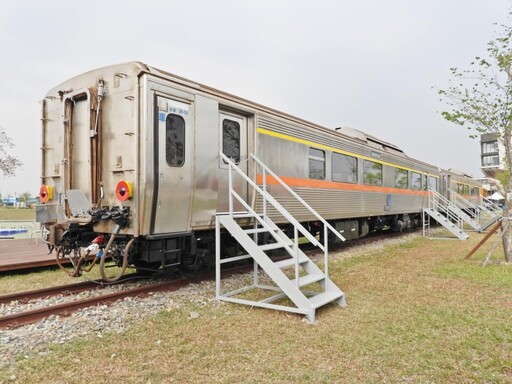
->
[1,232,512,383]
[0,206,35,221]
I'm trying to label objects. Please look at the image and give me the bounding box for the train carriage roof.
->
[47,61,451,174]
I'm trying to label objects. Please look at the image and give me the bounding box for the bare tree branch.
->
[0,125,23,177]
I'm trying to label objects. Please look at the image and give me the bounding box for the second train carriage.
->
[36,62,481,278]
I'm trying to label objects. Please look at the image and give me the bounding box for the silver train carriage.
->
[36,62,481,278]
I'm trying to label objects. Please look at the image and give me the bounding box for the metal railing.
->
[428,187,465,231]
[219,152,345,283]
[482,197,502,216]
[448,188,481,224]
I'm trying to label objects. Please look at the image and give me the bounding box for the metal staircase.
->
[478,197,502,231]
[423,187,469,240]
[447,188,482,231]
[481,196,502,215]
[215,152,346,323]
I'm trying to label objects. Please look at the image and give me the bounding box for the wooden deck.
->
[0,239,55,272]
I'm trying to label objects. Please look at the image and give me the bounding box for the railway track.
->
[0,273,148,305]
[0,279,189,330]
[0,280,104,305]
[0,263,253,330]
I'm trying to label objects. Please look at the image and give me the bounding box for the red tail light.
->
[115,180,133,202]
[39,185,53,203]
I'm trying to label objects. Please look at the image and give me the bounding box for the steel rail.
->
[0,274,142,305]
[0,280,102,305]
[0,265,250,330]
[0,280,186,329]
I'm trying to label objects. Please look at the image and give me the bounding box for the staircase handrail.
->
[448,188,480,213]
[220,152,321,248]
[482,196,502,215]
[229,188,298,258]
[447,188,480,223]
[250,154,346,243]
[430,187,468,218]
[431,198,463,227]
[428,187,464,229]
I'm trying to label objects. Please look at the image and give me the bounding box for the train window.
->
[428,176,438,191]
[411,172,421,190]
[464,184,470,195]
[394,168,408,189]
[457,183,464,194]
[166,114,185,167]
[309,148,325,180]
[363,160,382,186]
[222,119,241,163]
[332,153,357,183]
[422,175,428,190]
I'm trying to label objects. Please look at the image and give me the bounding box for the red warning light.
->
[39,185,53,203]
[115,180,133,202]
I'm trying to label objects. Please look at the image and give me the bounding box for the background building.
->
[480,133,503,177]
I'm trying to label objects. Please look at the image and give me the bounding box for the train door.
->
[62,90,98,216]
[69,98,91,195]
[151,91,194,234]
[218,111,248,212]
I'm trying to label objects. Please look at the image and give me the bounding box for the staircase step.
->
[259,242,294,251]
[244,227,279,235]
[232,213,257,219]
[274,255,309,269]
[290,273,325,287]
[308,290,344,309]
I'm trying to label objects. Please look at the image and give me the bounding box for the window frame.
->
[482,154,499,167]
[222,118,241,164]
[363,160,383,186]
[332,152,358,184]
[308,147,326,180]
[411,171,422,190]
[165,113,186,167]
[428,176,438,191]
[394,168,408,189]
[481,140,498,155]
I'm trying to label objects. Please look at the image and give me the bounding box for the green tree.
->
[438,18,512,262]
[19,191,31,203]
[0,125,22,177]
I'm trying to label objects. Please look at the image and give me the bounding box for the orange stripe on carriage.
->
[256,174,429,196]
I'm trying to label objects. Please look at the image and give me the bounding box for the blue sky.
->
[0,0,510,195]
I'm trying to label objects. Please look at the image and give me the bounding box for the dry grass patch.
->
[0,207,35,221]
[2,232,512,383]
[0,266,104,296]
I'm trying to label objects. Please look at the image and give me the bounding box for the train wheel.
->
[99,238,132,282]
[55,245,82,277]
